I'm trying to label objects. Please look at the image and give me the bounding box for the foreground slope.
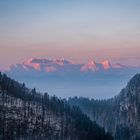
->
[0,72,113,140]
[68,74,140,140]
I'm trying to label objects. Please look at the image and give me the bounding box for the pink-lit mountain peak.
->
[101,60,112,70]
[23,58,41,71]
[81,60,99,72]
[81,59,114,72]
[21,58,73,72]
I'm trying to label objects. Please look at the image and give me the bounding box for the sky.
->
[0,0,140,69]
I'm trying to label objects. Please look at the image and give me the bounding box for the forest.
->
[68,74,140,140]
[0,72,113,140]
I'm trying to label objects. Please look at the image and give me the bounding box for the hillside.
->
[68,74,140,140]
[0,72,113,140]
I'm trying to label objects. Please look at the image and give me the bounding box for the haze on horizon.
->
[0,0,140,70]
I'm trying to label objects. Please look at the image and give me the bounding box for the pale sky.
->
[0,0,140,68]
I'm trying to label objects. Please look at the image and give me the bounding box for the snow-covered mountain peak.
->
[101,60,111,70]
[81,60,99,72]
[23,58,41,71]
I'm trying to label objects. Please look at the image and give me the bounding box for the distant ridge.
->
[6,58,129,73]
[4,58,140,99]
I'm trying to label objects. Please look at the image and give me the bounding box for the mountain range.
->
[4,58,140,99]
[7,58,128,73]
